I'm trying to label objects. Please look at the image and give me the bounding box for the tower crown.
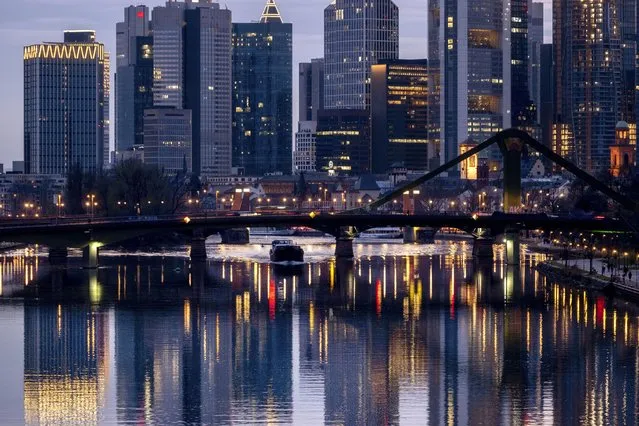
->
[260,0,283,23]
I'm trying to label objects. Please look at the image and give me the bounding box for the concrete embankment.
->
[536,261,639,302]
[0,242,27,253]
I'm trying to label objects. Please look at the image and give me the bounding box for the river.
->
[0,237,637,425]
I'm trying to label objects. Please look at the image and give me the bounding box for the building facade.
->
[115,6,151,156]
[529,2,544,123]
[232,0,293,176]
[293,121,317,173]
[143,108,192,174]
[299,59,325,122]
[553,0,635,171]
[370,59,430,173]
[510,0,534,129]
[428,0,512,170]
[539,44,554,149]
[152,2,185,109]
[24,31,109,175]
[316,110,370,175]
[324,0,399,110]
[115,35,153,155]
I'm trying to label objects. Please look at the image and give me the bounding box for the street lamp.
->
[86,194,96,218]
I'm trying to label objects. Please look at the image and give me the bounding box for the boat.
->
[270,240,304,263]
[250,227,295,237]
[292,227,328,237]
[358,227,404,239]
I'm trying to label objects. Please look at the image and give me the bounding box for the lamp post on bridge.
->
[85,194,97,218]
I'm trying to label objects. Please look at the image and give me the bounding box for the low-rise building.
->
[293,121,317,173]
[0,174,66,217]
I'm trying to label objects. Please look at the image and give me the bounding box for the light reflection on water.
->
[0,239,637,425]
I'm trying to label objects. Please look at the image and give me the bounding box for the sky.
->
[0,0,552,168]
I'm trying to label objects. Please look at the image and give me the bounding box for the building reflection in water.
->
[0,243,637,424]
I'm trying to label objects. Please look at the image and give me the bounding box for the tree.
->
[575,189,609,214]
[65,164,84,215]
[188,173,202,197]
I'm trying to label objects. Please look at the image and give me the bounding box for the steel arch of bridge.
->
[368,128,637,212]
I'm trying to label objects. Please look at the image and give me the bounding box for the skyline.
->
[0,0,552,169]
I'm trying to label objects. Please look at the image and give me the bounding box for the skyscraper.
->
[151,0,233,177]
[370,59,431,173]
[428,0,512,169]
[184,3,233,177]
[299,59,324,122]
[115,6,151,156]
[24,31,109,175]
[553,0,635,171]
[232,0,293,176]
[323,0,399,110]
[152,2,185,108]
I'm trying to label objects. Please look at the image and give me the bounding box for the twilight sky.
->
[0,0,552,169]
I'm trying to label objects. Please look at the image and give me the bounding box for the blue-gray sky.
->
[0,0,551,168]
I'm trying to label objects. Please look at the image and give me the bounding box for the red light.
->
[137,11,144,18]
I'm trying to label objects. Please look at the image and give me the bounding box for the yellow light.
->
[184,217,191,224]
[24,43,105,61]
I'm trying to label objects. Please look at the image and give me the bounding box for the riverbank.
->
[537,260,639,302]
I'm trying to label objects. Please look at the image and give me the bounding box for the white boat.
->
[358,227,403,239]
[249,227,295,237]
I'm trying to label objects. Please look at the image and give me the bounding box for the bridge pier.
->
[403,227,437,244]
[504,231,521,265]
[220,228,250,245]
[472,237,495,260]
[48,247,68,268]
[82,242,102,269]
[335,226,356,259]
[190,231,208,262]
[500,137,524,212]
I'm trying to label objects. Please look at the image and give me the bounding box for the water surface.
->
[0,238,637,425]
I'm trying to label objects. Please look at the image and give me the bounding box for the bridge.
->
[0,212,627,267]
[1,128,636,268]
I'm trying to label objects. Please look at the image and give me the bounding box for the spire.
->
[259,0,283,23]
